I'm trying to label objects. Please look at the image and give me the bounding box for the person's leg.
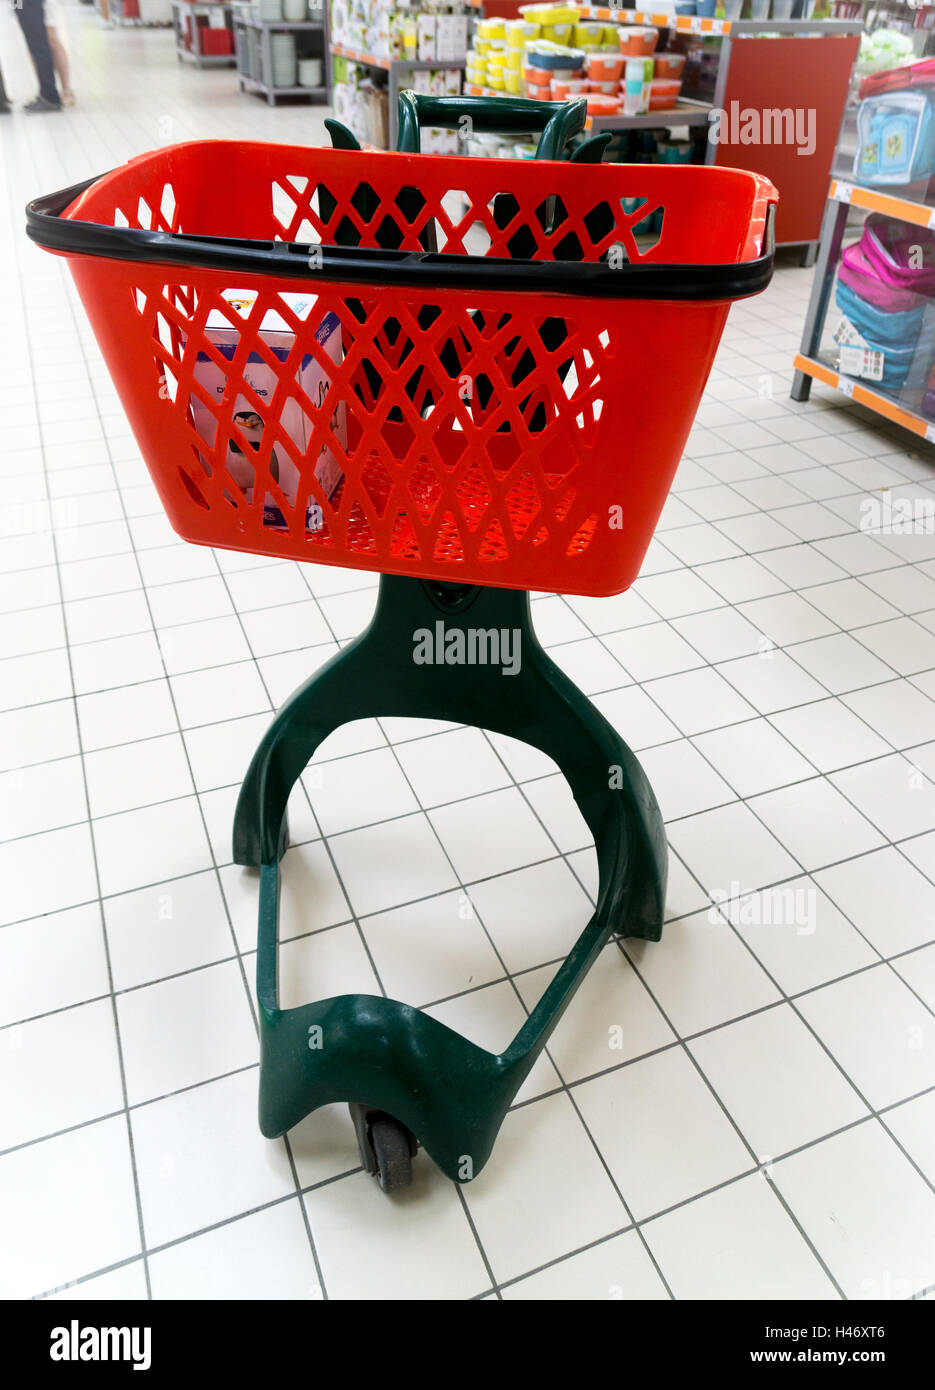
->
[47,27,74,103]
[15,0,62,108]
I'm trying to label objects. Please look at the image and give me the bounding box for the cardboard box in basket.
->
[190,290,346,531]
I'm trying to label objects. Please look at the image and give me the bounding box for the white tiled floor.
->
[2,5,935,1303]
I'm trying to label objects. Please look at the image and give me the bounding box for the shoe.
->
[24,97,63,113]
[62,90,76,107]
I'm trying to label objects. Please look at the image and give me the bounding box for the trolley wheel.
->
[349,1104,416,1194]
[370,1115,413,1194]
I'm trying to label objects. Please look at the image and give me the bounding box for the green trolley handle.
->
[396,90,588,159]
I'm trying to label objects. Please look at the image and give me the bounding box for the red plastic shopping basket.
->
[28,141,775,597]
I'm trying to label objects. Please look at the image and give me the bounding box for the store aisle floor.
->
[2,3,935,1303]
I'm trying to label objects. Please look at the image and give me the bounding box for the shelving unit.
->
[171,0,236,66]
[792,179,935,441]
[460,81,711,134]
[588,99,712,136]
[330,45,467,147]
[573,8,862,37]
[464,8,861,254]
[171,0,237,68]
[232,4,329,105]
[111,0,173,24]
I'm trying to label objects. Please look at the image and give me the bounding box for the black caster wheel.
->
[349,1104,418,1194]
[370,1115,413,1193]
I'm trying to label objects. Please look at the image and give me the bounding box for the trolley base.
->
[233,575,666,1184]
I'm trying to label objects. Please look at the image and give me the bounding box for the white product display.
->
[417,13,436,61]
[282,0,307,19]
[270,30,298,85]
[435,14,467,62]
[331,1,469,63]
[257,0,283,19]
[190,291,346,532]
[298,56,324,85]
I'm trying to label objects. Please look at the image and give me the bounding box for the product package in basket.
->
[190,289,346,532]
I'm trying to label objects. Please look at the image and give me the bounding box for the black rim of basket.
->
[26,175,776,302]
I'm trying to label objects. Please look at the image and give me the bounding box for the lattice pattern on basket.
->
[265,175,668,266]
[138,275,605,568]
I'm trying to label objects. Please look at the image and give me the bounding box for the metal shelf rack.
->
[792,178,935,443]
[171,0,237,68]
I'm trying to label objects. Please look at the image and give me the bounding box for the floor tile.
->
[831,754,935,842]
[93,796,213,898]
[689,1004,867,1158]
[796,966,935,1110]
[772,1121,935,1300]
[76,679,176,752]
[467,858,593,976]
[668,802,800,901]
[0,1115,141,1299]
[117,958,257,1106]
[715,650,826,714]
[0,998,124,1151]
[591,684,680,751]
[748,778,885,871]
[737,592,836,647]
[515,942,675,1082]
[639,739,736,823]
[626,908,780,1036]
[574,1046,754,1221]
[602,621,704,682]
[360,889,503,1006]
[694,718,816,798]
[643,1175,837,1300]
[148,1199,320,1300]
[503,1230,668,1300]
[132,1070,294,1249]
[815,848,935,958]
[770,699,891,773]
[643,667,756,736]
[84,732,194,818]
[463,1091,626,1283]
[0,823,98,928]
[783,631,883,695]
[884,1090,935,1189]
[104,871,235,992]
[305,1167,489,1299]
[275,923,381,1009]
[394,727,511,809]
[842,681,935,751]
[326,813,458,918]
[430,787,557,883]
[0,902,109,1028]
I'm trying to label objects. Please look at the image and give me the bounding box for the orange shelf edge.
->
[794,354,934,440]
[574,7,730,33]
[330,43,391,69]
[829,180,935,231]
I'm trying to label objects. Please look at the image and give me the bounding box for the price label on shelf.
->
[839,345,884,382]
[928,208,935,230]
[834,182,853,205]
[926,424,935,445]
